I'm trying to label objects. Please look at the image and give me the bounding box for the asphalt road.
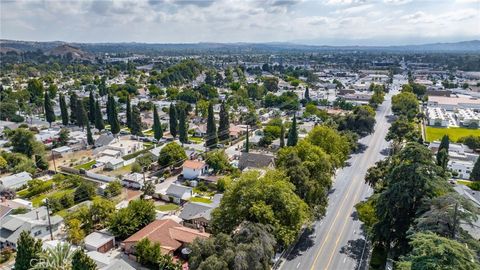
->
[280,88,397,270]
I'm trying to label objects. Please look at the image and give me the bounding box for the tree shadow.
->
[286,227,316,260]
[339,238,370,270]
[351,210,359,221]
[353,143,368,154]
[386,115,396,123]
[380,147,391,156]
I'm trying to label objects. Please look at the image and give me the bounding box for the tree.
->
[108,199,156,239]
[126,95,132,129]
[280,124,285,148]
[66,218,86,245]
[88,90,95,124]
[438,135,450,152]
[339,105,376,136]
[205,150,232,174]
[211,170,311,246]
[94,100,104,131]
[169,103,178,138]
[386,116,418,143]
[470,156,480,181]
[206,102,218,148]
[178,107,188,144]
[245,126,250,152]
[307,125,350,169]
[391,92,419,120]
[74,181,96,202]
[135,238,181,270]
[396,232,480,270]
[14,231,43,270]
[304,87,310,101]
[130,105,142,136]
[69,92,78,125]
[158,142,187,167]
[31,243,73,270]
[86,122,94,146]
[9,128,44,158]
[76,99,87,130]
[287,115,298,147]
[27,78,44,106]
[263,77,279,92]
[44,90,55,127]
[436,148,448,170]
[72,249,97,270]
[153,105,163,141]
[218,102,230,142]
[109,96,120,135]
[59,93,69,126]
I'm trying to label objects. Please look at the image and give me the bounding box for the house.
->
[229,125,245,139]
[122,173,146,189]
[95,134,115,148]
[0,206,63,250]
[106,140,143,156]
[122,219,209,255]
[449,160,474,179]
[0,172,32,190]
[192,124,207,137]
[101,157,124,170]
[162,184,193,204]
[84,231,115,253]
[179,194,222,230]
[238,152,275,171]
[51,146,73,157]
[100,149,122,158]
[182,160,208,180]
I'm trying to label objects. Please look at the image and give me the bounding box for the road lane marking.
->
[297,262,301,269]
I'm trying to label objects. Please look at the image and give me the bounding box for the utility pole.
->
[51,149,57,174]
[44,198,54,240]
[452,202,458,239]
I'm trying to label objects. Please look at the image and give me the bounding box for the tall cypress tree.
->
[72,249,97,270]
[178,108,188,144]
[59,93,69,126]
[126,95,132,129]
[153,105,163,141]
[44,90,55,127]
[98,76,107,97]
[88,90,95,123]
[470,156,480,181]
[130,105,142,136]
[287,115,298,147]
[106,95,113,125]
[69,92,78,125]
[14,231,42,270]
[437,135,450,167]
[245,125,249,152]
[218,101,230,141]
[169,103,178,138]
[280,124,285,148]
[86,122,94,145]
[94,100,104,131]
[206,101,218,148]
[76,99,87,130]
[110,100,120,136]
[305,87,310,101]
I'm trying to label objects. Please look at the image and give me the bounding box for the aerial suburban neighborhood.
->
[1,0,480,270]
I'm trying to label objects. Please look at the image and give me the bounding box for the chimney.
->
[36,211,40,220]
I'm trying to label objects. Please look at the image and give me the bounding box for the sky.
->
[1,0,479,46]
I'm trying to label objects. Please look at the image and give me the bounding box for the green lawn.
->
[30,188,75,207]
[74,160,97,170]
[156,203,180,211]
[189,137,204,144]
[190,197,213,204]
[425,126,480,142]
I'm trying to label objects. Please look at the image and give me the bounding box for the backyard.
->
[425,126,480,142]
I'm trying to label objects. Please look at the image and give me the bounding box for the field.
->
[156,203,180,212]
[425,126,480,142]
[190,196,213,204]
[74,160,97,170]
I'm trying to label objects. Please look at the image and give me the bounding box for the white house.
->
[0,172,32,190]
[106,140,143,157]
[160,184,193,204]
[449,160,474,179]
[52,146,73,157]
[182,160,208,180]
[122,173,146,189]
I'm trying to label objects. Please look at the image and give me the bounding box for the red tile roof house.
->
[121,219,210,257]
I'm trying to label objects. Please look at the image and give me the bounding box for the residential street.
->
[279,88,397,270]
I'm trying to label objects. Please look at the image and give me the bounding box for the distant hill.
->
[0,39,479,55]
[47,44,93,60]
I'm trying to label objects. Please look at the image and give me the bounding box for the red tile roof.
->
[183,160,206,170]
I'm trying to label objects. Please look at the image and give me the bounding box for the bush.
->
[104,180,122,198]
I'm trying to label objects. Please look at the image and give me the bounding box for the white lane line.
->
[343,257,347,263]
[297,262,301,269]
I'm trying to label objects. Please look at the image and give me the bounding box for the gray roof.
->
[238,152,274,170]
[0,172,32,189]
[165,183,192,198]
[179,202,214,221]
[101,259,136,270]
[95,135,115,147]
[84,232,114,248]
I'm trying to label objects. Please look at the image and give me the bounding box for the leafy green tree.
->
[126,95,132,129]
[205,150,232,174]
[74,180,96,202]
[44,90,55,127]
[108,199,156,239]
[211,170,311,246]
[86,122,94,146]
[158,142,187,167]
[14,231,43,270]
[287,115,298,146]
[263,77,279,92]
[8,128,44,158]
[470,156,480,181]
[130,105,142,136]
[26,78,44,106]
[391,92,419,120]
[436,148,448,170]
[178,107,188,144]
[457,135,480,150]
[94,100,104,131]
[218,102,230,141]
[153,105,163,141]
[59,93,69,126]
[69,92,78,125]
[88,90,95,124]
[396,232,480,270]
[72,249,97,270]
[307,125,350,169]
[169,103,178,138]
[104,180,123,198]
[206,102,218,148]
[386,116,418,143]
[339,105,376,135]
[438,135,450,152]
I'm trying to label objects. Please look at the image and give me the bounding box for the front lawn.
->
[156,203,180,211]
[74,160,97,170]
[425,126,480,142]
[30,188,75,207]
[190,196,213,204]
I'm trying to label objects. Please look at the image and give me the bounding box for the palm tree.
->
[31,243,74,270]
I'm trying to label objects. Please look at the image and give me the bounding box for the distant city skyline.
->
[1,0,479,46]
